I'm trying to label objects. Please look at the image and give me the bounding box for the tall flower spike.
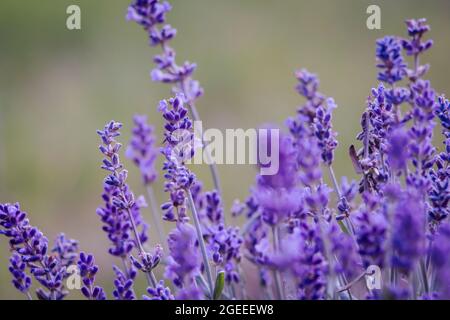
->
[98,121,160,288]
[126,114,166,247]
[127,0,223,196]
[159,96,196,222]
[126,114,158,186]
[158,94,214,298]
[407,80,436,191]
[385,184,426,274]
[165,223,201,293]
[428,96,449,230]
[402,18,433,80]
[314,98,338,166]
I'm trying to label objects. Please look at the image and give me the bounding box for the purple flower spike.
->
[386,184,426,273]
[77,252,106,300]
[387,127,410,172]
[314,98,338,166]
[9,254,32,295]
[144,280,175,300]
[402,18,433,80]
[112,265,136,300]
[128,0,204,104]
[402,19,433,56]
[97,121,149,250]
[165,223,201,291]
[52,233,79,268]
[376,36,407,84]
[159,96,197,222]
[126,115,158,186]
[431,224,450,299]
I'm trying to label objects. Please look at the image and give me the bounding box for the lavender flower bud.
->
[77,252,106,300]
[376,36,407,84]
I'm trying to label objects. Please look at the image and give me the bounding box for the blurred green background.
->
[0,0,449,299]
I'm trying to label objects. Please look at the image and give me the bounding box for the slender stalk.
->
[419,259,429,294]
[25,292,32,300]
[121,256,131,279]
[125,207,158,288]
[146,185,167,250]
[327,165,354,235]
[272,226,285,300]
[187,190,214,299]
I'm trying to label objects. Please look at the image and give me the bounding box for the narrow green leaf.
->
[213,271,225,300]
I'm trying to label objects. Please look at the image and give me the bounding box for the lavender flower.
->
[52,233,79,268]
[159,96,196,222]
[407,80,436,191]
[144,280,175,300]
[126,114,158,186]
[274,225,328,300]
[202,190,242,284]
[96,183,134,257]
[8,254,32,297]
[387,127,410,172]
[431,224,450,298]
[165,223,201,291]
[314,98,338,166]
[98,120,162,290]
[77,252,106,300]
[354,194,387,268]
[376,36,407,84]
[294,69,325,122]
[354,84,394,192]
[97,121,150,249]
[127,0,203,104]
[112,265,136,300]
[0,203,69,300]
[428,96,450,228]
[253,133,303,225]
[287,115,322,186]
[386,184,426,273]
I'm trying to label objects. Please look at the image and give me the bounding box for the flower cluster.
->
[1,1,450,302]
[0,203,83,300]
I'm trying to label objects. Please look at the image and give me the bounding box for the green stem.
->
[187,190,214,299]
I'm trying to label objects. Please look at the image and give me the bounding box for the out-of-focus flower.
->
[126,115,158,185]
[144,280,175,300]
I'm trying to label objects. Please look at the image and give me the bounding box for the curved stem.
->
[187,190,214,299]
[327,165,354,235]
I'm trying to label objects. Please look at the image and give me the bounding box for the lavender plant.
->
[1,1,449,301]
